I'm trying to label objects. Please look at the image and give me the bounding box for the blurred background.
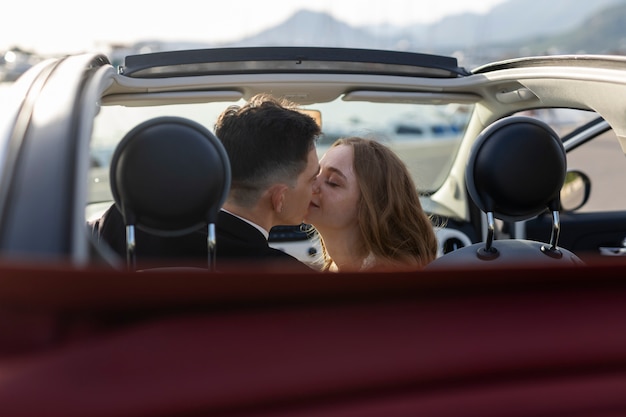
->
[2,0,626,82]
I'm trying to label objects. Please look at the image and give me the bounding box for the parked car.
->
[1,47,625,416]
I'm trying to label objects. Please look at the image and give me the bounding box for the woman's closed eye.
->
[319,167,347,188]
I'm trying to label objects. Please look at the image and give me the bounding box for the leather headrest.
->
[465,116,566,222]
[110,116,231,236]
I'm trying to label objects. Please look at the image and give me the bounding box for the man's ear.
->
[269,184,289,213]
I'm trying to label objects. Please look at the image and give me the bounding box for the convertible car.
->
[0,47,625,416]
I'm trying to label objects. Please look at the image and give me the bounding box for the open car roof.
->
[119,47,471,78]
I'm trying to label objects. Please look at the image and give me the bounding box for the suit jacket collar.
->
[219,208,269,239]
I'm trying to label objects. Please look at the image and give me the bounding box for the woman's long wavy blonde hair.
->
[317,137,438,271]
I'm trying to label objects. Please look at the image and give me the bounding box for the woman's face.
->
[305,144,361,232]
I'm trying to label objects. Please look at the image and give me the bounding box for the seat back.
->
[109,116,231,270]
[426,116,582,269]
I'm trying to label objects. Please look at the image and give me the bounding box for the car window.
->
[566,128,626,212]
[88,99,473,215]
[514,108,626,213]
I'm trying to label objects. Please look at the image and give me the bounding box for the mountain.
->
[222,0,626,50]
[223,10,386,50]
[504,2,626,56]
[107,0,626,70]
[211,0,626,67]
[412,0,626,49]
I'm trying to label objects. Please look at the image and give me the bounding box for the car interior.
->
[76,49,626,271]
[87,89,477,267]
[5,48,624,271]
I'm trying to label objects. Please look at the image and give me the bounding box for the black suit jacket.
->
[89,204,315,272]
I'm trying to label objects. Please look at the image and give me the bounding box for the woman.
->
[306,137,438,272]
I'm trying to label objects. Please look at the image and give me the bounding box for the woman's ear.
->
[269,184,289,213]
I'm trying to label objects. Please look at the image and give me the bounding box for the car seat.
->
[426,116,583,269]
[108,116,231,271]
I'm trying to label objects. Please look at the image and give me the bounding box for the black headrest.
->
[110,116,231,236]
[465,116,566,222]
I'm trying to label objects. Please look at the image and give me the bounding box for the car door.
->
[522,112,626,262]
[0,54,114,263]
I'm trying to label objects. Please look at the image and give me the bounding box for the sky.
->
[1,0,507,56]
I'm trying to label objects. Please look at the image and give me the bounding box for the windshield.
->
[89,97,472,209]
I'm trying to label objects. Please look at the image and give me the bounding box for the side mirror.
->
[560,170,591,212]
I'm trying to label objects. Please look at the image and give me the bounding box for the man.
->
[212,93,321,272]
[89,94,320,272]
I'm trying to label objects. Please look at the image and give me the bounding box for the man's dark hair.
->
[214,93,320,206]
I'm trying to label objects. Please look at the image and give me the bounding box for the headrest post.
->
[485,211,496,251]
[125,224,137,271]
[548,210,561,250]
[207,223,216,272]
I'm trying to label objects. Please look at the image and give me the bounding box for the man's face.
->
[281,147,320,225]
